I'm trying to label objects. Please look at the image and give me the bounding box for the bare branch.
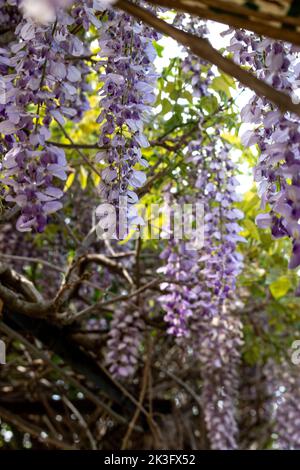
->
[0,205,20,224]
[0,405,76,450]
[64,278,160,324]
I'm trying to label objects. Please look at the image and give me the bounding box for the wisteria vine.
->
[0,0,299,451]
[229,30,300,270]
[95,8,158,237]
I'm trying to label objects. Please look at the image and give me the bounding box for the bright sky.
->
[155,22,255,194]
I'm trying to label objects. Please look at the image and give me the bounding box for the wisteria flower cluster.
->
[106,306,145,379]
[0,0,158,235]
[154,15,245,448]
[174,13,214,97]
[193,140,244,301]
[157,47,244,449]
[159,137,244,449]
[1,0,299,452]
[158,17,218,339]
[158,137,245,341]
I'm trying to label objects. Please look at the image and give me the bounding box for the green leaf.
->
[269,276,291,299]
[64,172,75,192]
[243,219,260,241]
[223,73,236,89]
[182,90,193,104]
[79,165,88,190]
[92,172,101,187]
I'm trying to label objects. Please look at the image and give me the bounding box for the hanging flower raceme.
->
[264,359,300,450]
[159,136,244,336]
[162,14,244,318]
[199,310,243,449]
[95,8,159,237]
[157,178,212,340]
[159,237,200,339]
[0,1,92,231]
[3,144,67,232]
[157,15,245,443]
[191,138,244,450]
[105,306,145,379]
[157,16,217,338]
[198,143,244,300]
[158,131,244,448]
[229,31,300,269]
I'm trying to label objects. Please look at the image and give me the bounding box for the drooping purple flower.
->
[94,8,159,237]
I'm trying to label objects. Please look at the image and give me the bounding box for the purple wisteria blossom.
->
[2,145,66,231]
[194,142,244,300]
[159,138,244,450]
[158,136,244,340]
[174,14,214,97]
[154,15,245,448]
[157,116,244,451]
[189,139,244,450]
[159,238,200,338]
[199,311,243,449]
[229,31,300,270]
[157,17,218,339]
